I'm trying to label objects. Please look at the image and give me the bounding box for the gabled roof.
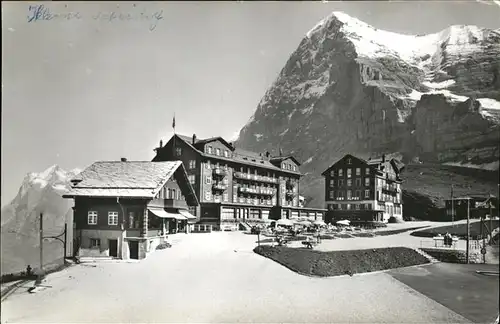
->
[63,161,198,204]
[321,154,368,176]
[270,155,302,166]
[195,137,234,151]
[160,134,301,175]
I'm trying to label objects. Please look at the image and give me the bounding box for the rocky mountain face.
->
[234,12,500,209]
[1,165,81,274]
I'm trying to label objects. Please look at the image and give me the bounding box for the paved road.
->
[389,263,499,324]
[1,232,475,323]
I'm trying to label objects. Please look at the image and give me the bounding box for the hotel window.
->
[224,150,229,158]
[223,178,228,185]
[347,190,352,200]
[346,204,351,210]
[339,179,344,186]
[205,176,211,185]
[175,147,182,156]
[88,211,98,225]
[356,168,361,176]
[347,168,352,178]
[347,179,352,187]
[128,211,135,228]
[330,170,335,177]
[329,179,334,187]
[90,238,100,248]
[188,175,195,184]
[188,160,196,169]
[223,192,228,202]
[172,189,177,199]
[355,178,361,186]
[207,146,213,154]
[205,191,211,200]
[366,203,372,210]
[338,169,343,177]
[355,190,360,199]
[108,212,118,226]
[216,148,221,156]
[206,161,211,169]
[353,204,359,210]
[366,168,370,175]
[365,178,370,186]
[347,158,352,164]
[329,190,334,199]
[337,191,344,199]
[365,189,370,198]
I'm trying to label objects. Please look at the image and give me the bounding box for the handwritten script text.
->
[27,5,164,31]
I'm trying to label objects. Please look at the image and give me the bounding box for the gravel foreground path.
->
[2,232,472,323]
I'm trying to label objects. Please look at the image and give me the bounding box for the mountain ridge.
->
[1,164,82,274]
[234,11,500,209]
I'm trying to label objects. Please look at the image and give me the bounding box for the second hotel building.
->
[152,134,325,229]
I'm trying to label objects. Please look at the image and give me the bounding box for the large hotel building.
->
[152,134,325,229]
[322,154,405,224]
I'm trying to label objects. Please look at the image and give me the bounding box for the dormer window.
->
[347,158,352,164]
[216,148,221,156]
[175,148,182,156]
[224,150,229,158]
[207,146,213,154]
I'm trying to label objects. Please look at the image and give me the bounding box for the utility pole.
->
[466,198,470,264]
[451,185,454,227]
[39,213,44,271]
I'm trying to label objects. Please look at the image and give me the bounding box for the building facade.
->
[444,196,498,220]
[64,161,199,260]
[152,134,325,229]
[322,154,405,224]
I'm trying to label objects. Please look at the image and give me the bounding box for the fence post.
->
[39,213,43,272]
[64,223,67,261]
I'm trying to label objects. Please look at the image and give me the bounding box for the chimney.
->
[159,140,163,148]
[382,154,385,163]
[266,151,270,158]
[192,134,196,144]
[121,157,127,162]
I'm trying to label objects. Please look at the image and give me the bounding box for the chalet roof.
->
[63,161,198,204]
[169,134,301,175]
[321,154,405,176]
[269,155,302,166]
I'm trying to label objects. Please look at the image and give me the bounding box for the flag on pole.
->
[172,114,176,130]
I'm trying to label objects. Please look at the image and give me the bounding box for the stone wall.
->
[420,248,483,264]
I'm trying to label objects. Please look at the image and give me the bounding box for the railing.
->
[233,172,279,184]
[148,198,187,209]
[286,190,295,197]
[212,183,227,191]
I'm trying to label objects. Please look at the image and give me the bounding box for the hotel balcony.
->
[213,168,226,177]
[212,183,227,191]
[147,198,188,209]
[285,190,295,197]
[233,172,279,184]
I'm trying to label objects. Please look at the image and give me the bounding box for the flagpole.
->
[172,113,176,158]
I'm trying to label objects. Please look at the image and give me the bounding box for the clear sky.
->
[2,1,500,207]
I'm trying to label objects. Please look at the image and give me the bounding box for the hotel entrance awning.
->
[149,208,186,220]
[178,210,196,220]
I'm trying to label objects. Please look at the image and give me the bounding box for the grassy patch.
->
[254,246,430,277]
[411,221,499,239]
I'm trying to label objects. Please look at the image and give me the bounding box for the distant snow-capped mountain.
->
[1,164,82,274]
[1,165,81,231]
[235,11,500,208]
